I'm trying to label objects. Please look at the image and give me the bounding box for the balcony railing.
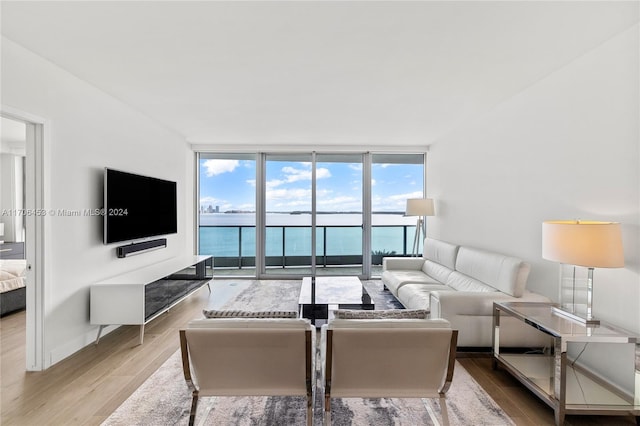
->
[198,225,417,269]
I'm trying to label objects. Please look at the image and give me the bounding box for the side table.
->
[492,302,639,425]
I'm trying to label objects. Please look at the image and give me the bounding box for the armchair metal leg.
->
[188,391,199,426]
[324,409,331,425]
[323,398,331,426]
[306,395,313,426]
[439,395,450,426]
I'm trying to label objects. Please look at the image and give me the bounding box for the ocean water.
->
[199,213,417,257]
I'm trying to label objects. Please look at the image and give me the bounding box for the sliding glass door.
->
[371,154,425,276]
[263,154,313,276]
[198,153,257,275]
[315,153,363,276]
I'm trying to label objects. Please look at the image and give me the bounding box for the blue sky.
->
[199,159,423,213]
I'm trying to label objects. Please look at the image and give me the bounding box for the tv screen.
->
[104,168,177,244]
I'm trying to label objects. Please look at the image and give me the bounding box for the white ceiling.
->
[1,1,638,147]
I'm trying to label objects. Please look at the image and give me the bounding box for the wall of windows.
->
[197,152,425,278]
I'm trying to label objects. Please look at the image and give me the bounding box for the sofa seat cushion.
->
[445,271,497,293]
[397,283,451,310]
[382,269,440,296]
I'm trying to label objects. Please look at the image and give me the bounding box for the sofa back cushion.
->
[423,238,459,270]
[421,259,454,283]
[455,247,530,297]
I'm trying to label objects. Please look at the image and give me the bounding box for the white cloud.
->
[267,188,312,201]
[389,191,423,201]
[266,179,285,189]
[317,195,361,211]
[263,166,331,194]
[281,166,308,182]
[371,191,424,211]
[266,187,312,210]
[202,159,239,177]
[279,166,331,183]
[199,196,219,205]
[316,168,331,180]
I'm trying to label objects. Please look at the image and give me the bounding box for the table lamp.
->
[405,198,435,257]
[542,220,624,324]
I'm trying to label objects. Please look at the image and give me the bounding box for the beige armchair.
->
[322,318,458,425]
[179,318,315,426]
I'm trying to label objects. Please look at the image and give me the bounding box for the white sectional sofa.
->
[382,238,552,348]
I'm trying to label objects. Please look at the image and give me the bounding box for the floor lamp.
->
[405,198,435,257]
[542,220,624,325]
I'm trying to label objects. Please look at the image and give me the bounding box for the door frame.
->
[2,105,49,371]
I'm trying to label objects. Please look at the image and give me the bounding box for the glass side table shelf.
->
[492,302,639,426]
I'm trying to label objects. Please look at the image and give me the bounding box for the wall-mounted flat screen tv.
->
[104,168,177,244]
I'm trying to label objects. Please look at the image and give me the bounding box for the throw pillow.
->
[202,309,298,319]
[333,309,429,320]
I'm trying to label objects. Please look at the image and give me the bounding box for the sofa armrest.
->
[382,257,425,271]
[430,290,551,318]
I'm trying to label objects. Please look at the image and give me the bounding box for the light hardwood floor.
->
[1,284,637,425]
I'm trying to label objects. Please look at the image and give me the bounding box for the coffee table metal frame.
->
[298,276,374,326]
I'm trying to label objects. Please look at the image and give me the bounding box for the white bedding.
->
[0,259,27,293]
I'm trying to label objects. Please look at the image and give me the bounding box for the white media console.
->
[90,255,212,344]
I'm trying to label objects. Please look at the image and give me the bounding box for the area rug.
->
[102,280,514,426]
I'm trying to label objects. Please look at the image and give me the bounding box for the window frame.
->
[196,150,427,279]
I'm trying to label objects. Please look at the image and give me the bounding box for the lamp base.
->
[551,306,600,325]
[410,217,425,257]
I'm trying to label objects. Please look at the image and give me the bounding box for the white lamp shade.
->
[0,223,4,236]
[542,220,624,268]
[405,198,435,216]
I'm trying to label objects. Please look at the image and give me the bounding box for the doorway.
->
[1,109,46,371]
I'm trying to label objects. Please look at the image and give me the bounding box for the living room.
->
[1,1,638,425]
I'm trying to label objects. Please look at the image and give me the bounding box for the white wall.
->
[428,25,639,393]
[1,37,194,367]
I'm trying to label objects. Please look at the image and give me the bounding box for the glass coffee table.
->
[298,276,374,326]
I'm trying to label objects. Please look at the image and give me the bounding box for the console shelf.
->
[90,255,212,344]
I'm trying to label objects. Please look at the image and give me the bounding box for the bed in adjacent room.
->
[0,259,27,316]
